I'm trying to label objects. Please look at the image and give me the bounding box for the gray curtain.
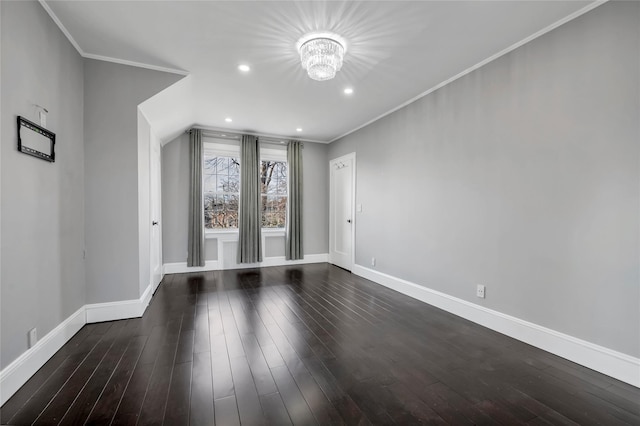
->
[237,135,263,263]
[286,141,303,260]
[187,129,205,267]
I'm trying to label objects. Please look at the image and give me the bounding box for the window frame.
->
[202,140,288,236]
[202,142,241,232]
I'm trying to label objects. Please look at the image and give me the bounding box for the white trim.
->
[0,307,86,405]
[352,264,640,388]
[0,283,160,405]
[230,254,329,270]
[163,254,328,275]
[38,1,189,76]
[82,53,188,76]
[164,260,221,274]
[261,228,285,236]
[194,125,326,144]
[329,0,609,143]
[85,284,154,324]
[206,229,239,237]
[38,0,83,55]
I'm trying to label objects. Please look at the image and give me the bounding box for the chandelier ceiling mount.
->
[297,32,347,82]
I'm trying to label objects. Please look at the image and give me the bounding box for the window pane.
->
[262,195,287,228]
[204,157,216,173]
[259,160,287,228]
[229,158,240,175]
[223,175,239,193]
[204,154,240,229]
[204,192,215,210]
[204,174,216,193]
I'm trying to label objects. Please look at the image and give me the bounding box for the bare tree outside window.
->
[261,160,287,228]
[203,155,287,229]
[203,155,240,228]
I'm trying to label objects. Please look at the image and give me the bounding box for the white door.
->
[329,153,355,271]
[150,137,163,288]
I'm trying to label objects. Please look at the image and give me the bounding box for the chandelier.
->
[297,33,346,81]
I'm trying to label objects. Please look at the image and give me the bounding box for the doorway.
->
[329,153,356,271]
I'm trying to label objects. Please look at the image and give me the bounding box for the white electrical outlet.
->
[357,204,363,212]
[476,284,486,298]
[371,257,376,266]
[28,328,37,348]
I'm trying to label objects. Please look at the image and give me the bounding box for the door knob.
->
[152,221,158,226]
[347,219,351,223]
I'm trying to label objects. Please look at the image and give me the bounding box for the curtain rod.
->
[185,126,309,146]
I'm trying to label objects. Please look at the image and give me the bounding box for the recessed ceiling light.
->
[221,134,226,137]
[296,128,302,132]
[344,87,354,95]
[238,64,250,72]
[225,117,233,123]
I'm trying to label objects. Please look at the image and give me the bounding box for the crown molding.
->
[329,0,609,143]
[82,53,189,76]
[38,0,83,54]
[38,0,189,76]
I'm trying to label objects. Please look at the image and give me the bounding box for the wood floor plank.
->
[57,329,138,425]
[6,330,107,425]
[270,365,317,425]
[83,335,148,425]
[189,351,214,426]
[2,264,638,426]
[32,322,127,425]
[260,391,293,425]
[228,355,264,426]
[0,323,98,424]
[164,361,193,425]
[111,344,160,425]
[239,333,278,396]
[137,317,182,426]
[213,395,240,426]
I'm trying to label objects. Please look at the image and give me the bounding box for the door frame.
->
[329,152,356,271]
[149,133,163,290]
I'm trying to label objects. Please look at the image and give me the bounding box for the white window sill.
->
[262,228,285,235]
[205,228,285,239]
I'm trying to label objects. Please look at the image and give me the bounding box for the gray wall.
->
[1,0,85,368]
[162,135,329,263]
[328,2,639,357]
[162,133,191,262]
[84,60,181,303]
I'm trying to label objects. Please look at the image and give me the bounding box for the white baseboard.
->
[85,284,154,323]
[1,285,157,404]
[0,254,328,405]
[163,260,220,274]
[352,265,640,388]
[0,307,86,406]
[163,253,329,275]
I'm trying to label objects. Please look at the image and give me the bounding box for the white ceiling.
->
[43,0,598,143]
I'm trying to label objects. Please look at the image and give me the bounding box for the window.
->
[203,142,287,230]
[203,154,239,229]
[261,160,287,228]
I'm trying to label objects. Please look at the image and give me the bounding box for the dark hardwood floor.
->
[2,263,638,425]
